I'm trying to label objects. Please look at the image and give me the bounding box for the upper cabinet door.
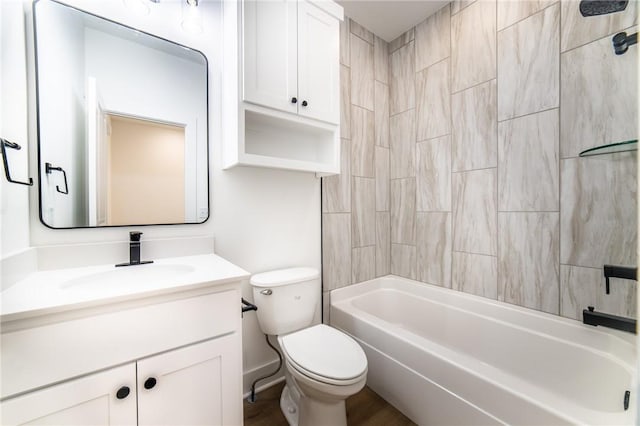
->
[297,1,340,124]
[242,0,298,114]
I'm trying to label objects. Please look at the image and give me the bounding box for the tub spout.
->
[583,306,636,334]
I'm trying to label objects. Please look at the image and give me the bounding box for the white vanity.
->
[0,254,249,425]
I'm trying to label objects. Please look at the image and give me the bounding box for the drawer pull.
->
[144,377,157,390]
[116,386,130,399]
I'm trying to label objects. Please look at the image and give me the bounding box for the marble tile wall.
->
[497,3,559,121]
[451,0,496,93]
[322,18,390,295]
[497,109,559,211]
[416,59,451,141]
[451,79,497,171]
[417,212,451,287]
[324,2,637,323]
[389,40,415,115]
[498,212,560,314]
[560,25,638,157]
[417,135,451,212]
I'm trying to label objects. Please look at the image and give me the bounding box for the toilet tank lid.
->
[250,267,319,287]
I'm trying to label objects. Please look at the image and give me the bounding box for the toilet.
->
[250,267,367,426]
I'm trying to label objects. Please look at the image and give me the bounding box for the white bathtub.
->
[330,276,637,425]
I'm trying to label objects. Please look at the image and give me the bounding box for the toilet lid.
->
[280,325,367,383]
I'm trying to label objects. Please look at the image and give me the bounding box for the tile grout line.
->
[495,0,500,302]
[558,0,563,316]
[451,76,496,96]
[449,6,455,292]
[497,105,559,124]
[451,250,497,259]
[496,1,559,35]
[561,23,639,55]
[415,55,451,75]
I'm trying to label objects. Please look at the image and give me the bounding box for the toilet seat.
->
[279,324,367,386]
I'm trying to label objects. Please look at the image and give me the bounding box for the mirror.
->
[34,0,209,228]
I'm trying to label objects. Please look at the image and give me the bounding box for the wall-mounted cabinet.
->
[223,0,343,175]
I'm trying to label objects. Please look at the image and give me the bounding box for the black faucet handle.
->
[603,264,637,294]
[130,231,143,242]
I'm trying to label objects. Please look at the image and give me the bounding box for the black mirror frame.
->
[33,0,210,229]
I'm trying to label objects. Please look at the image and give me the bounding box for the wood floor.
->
[243,381,416,426]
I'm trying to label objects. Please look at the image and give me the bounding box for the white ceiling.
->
[336,0,450,42]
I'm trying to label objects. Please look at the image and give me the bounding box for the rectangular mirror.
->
[34,0,209,228]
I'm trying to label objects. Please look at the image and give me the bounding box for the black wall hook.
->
[45,162,69,194]
[1,138,34,186]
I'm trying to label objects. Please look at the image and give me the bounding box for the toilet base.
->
[279,374,348,426]
[280,383,300,426]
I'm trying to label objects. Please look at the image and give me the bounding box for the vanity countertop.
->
[0,254,250,323]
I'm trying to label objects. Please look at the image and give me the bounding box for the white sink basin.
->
[60,263,196,290]
[1,254,251,322]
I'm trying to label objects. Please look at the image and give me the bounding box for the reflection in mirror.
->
[34,0,209,228]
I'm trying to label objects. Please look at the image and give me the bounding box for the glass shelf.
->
[579,140,638,157]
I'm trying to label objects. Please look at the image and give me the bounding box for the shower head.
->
[579,0,628,17]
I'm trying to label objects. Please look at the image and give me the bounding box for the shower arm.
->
[612,31,637,55]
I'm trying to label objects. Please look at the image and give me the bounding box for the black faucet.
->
[582,264,637,334]
[583,306,636,334]
[115,231,154,267]
[603,264,637,294]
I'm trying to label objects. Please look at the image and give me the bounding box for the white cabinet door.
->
[297,1,340,124]
[0,364,136,426]
[243,0,298,114]
[137,334,242,426]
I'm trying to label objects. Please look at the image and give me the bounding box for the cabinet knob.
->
[301,100,308,107]
[144,377,157,390]
[116,386,130,399]
[291,97,297,104]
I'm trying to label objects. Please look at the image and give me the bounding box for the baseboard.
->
[242,358,285,398]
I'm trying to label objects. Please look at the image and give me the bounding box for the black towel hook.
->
[45,162,69,194]
[1,138,34,186]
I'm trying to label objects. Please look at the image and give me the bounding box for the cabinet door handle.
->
[144,377,157,390]
[301,100,308,107]
[116,386,130,399]
[291,97,297,104]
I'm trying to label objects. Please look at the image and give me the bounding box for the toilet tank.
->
[250,267,320,335]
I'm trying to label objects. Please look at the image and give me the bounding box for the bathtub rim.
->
[329,275,638,424]
[330,275,636,348]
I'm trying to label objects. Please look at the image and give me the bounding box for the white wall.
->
[7,0,321,392]
[1,1,31,258]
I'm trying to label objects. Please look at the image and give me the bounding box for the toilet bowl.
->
[278,324,367,426]
[250,268,368,426]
